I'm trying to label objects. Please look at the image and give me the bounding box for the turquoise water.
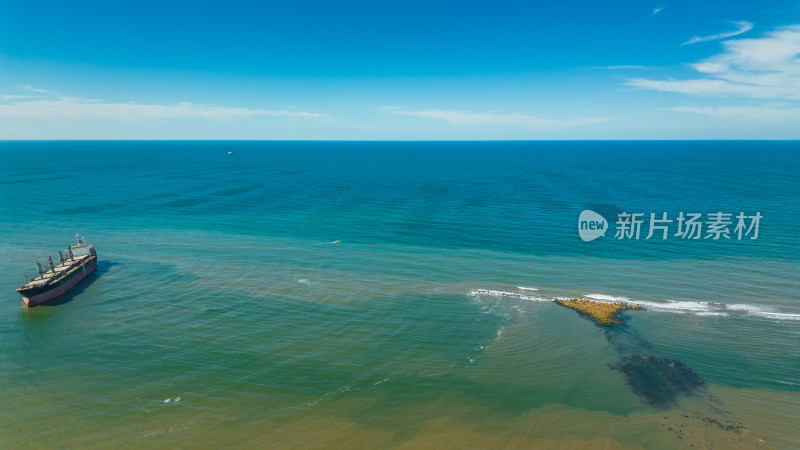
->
[1,141,798,447]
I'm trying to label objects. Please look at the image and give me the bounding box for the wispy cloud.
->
[627,25,800,101]
[383,107,609,129]
[22,84,49,94]
[0,91,327,121]
[667,105,800,123]
[627,78,800,99]
[2,94,39,99]
[681,20,753,46]
[628,25,800,124]
[646,7,664,20]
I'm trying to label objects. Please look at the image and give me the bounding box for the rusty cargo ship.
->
[16,235,98,307]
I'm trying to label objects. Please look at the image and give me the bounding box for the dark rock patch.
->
[611,353,705,408]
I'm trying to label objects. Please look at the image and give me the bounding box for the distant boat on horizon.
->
[16,234,97,307]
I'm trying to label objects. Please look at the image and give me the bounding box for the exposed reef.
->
[554,298,642,325]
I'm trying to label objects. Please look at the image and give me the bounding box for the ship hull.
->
[19,256,97,307]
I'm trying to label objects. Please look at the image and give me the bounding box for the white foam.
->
[695,312,729,317]
[470,289,550,302]
[584,293,631,303]
[471,289,800,321]
[644,301,800,321]
[477,289,711,314]
[727,303,765,313]
[297,278,309,284]
[586,294,724,315]
[754,312,800,321]
[373,376,392,386]
[637,300,714,312]
[727,304,800,321]
[517,286,539,291]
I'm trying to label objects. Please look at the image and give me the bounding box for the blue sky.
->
[1,0,799,139]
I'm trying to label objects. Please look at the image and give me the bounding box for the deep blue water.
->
[4,141,797,257]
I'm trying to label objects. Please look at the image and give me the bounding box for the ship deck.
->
[21,255,91,288]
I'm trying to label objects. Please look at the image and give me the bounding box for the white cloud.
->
[22,84,49,94]
[0,94,327,121]
[681,21,753,46]
[2,94,39,99]
[383,107,609,129]
[627,78,800,99]
[668,105,800,122]
[646,7,663,19]
[627,25,800,100]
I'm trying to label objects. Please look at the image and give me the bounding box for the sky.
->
[1,0,799,140]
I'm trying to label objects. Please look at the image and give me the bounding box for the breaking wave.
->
[470,289,800,321]
[469,289,552,302]
[585,293,631,302]
[727,304,800,321]
[695,312,729,317]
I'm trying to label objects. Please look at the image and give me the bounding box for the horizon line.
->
[1,139,797,142]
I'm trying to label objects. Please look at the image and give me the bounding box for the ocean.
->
[0,141,798,448]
